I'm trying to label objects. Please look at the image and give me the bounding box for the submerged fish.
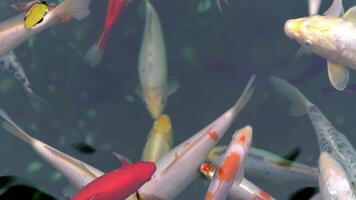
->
[141,114,173,162]
[84,0,130,67]
[0,51,47,112]
[308,0,344,16]
[204,125,253,200]
[71,161,156,200]
[270,77,356,187]
[319,152,355,200]
[24,1,49,29]
[137,0,178,119]
[138,75,255,199]
[0,0,91,56]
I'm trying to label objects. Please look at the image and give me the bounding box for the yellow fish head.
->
[24,1,48,29]
[144,88,166,119]
[152,114,172,137]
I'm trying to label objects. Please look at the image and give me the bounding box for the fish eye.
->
[304,40,312,46]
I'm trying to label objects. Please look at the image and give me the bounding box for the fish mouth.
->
[284,19,296,39]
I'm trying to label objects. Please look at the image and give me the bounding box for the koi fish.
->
[0,0,91,56]
[141,114,173,162]
[283,1,356,91]
[308,0,344,16]
[84,0,130,67]
[270,76,356,187]
[137,0,178,119]
[71,161,156,200]
[204,125,253,200]
[0,51,48,112]
[319,152,355,199]
[200,163,275,200]
[138,75,255,199]
[24,1,49,29]
[207,146,318,182]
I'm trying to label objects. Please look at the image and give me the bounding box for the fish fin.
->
[0,13,26,33]
[327,60,349,91]
[24,87,48,113]
[52,0,91,20]
[233,74,255,112]
[296,46,311,57]
[269,76,309,116]
[343,6,356,23]
[308,0,322,15]
[134,86,142,98]
[167,78,179,96]
[112,152,132,166]
[324,0,344,16]
[0,109,34,144]
[62,185,76,198]
[84,44,104,68]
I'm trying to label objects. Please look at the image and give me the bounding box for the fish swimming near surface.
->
[0,51,47,112]
[283,1,356,91]
[270,76,356,188]
[84,0,130,67]
[137,0,179,119]
[0,0,91,56]
[318,152,355,200]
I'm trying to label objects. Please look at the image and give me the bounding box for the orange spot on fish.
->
[208,131,218,141]
[200,163,212,173]
[174,153,179,159]
[238,134,247,144]
[218,153,240,182]
[205,191,214,200]
[259,191,272,200]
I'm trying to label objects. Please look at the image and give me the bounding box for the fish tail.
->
[0,109,34,145]
[83,35,106,68]
[52,0,91,20]
[25,87,49,113]
[269,76,310,116]
[232,74,256,113]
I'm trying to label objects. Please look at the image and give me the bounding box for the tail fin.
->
[0,109,33,144]
[233,74,256,113]
[25,87,49,113]
[52,0,91,20]
[84,32,107,67]
[269,76,310,116]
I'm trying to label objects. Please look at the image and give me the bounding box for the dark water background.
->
[0,0,355,199]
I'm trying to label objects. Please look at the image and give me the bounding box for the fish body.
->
[0,51,47,112]
[72,162,156,200]
[319,152,355,200]
[138,76,255,199]
[204,126,253,200]
[0,0,91,56]
[142,114,173,162]
[270,77,356,187]
[0,110,104,191]
[138,0,178,119]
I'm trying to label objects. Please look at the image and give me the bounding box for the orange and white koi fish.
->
[200,162,275,200]
[208,146,318,182]
[141,114,173,162]
[138,75,255,200]
[0,0,91,56]
[319,152,355,199]
[137,0,178,119]
[204,125,252,200]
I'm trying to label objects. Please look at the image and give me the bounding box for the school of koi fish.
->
[0,0,355,199]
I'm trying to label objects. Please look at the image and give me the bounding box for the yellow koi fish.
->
[141,114,173,162]
[24,1,49,29]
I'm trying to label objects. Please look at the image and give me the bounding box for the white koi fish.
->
[200,162,275,200]
[208,146,318,182]
[0,51,47,112]
[0,0,91,56]
[319,152,355,200]
[138,75,255,200]
[137,0,178,119]
[141,114,173,162]
[204,125,252,200]
[270,76,356,187]
[0,109,104,191]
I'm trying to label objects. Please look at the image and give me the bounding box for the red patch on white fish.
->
[208,131,218,141]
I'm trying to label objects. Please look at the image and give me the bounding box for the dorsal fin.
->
[112,152,132,166]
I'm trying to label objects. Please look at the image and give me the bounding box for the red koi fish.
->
[10,0,73,23]
[71,161,156,200]
[84,0,130,67]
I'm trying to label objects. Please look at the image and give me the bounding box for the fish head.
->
[144,88,166,119]
[131,161,157,183]
[152,114,172,138]
[284,16,337,53]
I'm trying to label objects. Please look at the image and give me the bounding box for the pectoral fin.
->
[327,61,349,91]
[296,46,311,57]
[344,6,356,23]
[324,0,344,16]
[167,78,179,96]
